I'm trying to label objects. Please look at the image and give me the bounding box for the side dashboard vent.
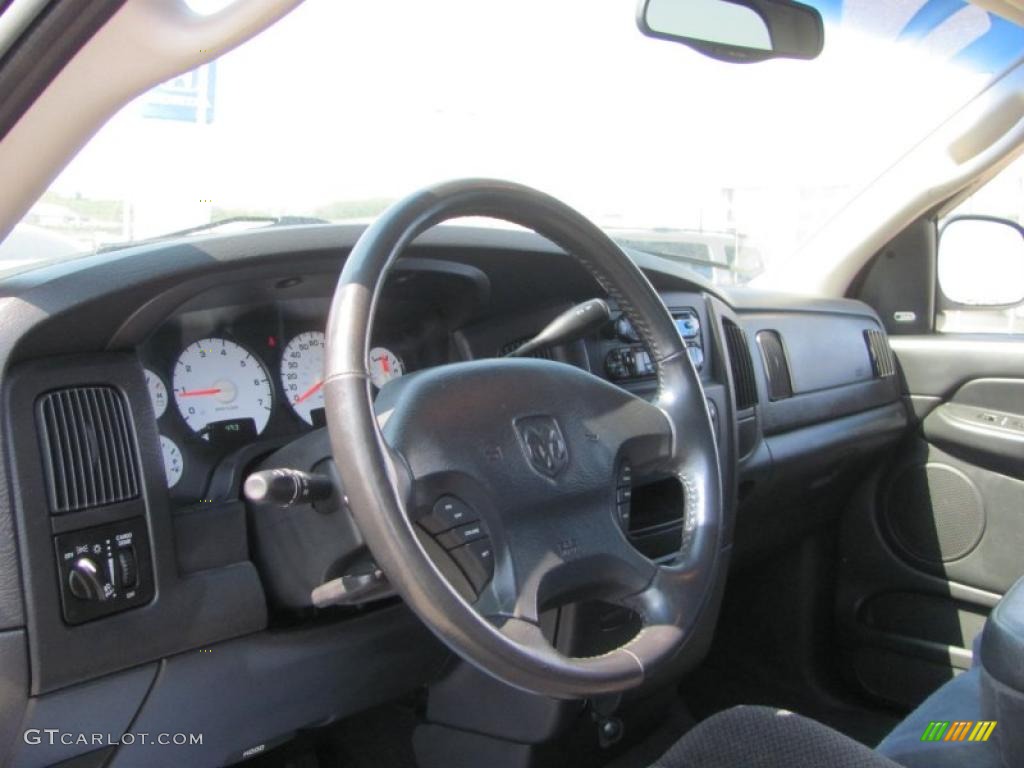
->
[37,386,141,514]
[864,328,896,378]
[755,330,793,401]
[723,320,758,411]
[498,337,554,360]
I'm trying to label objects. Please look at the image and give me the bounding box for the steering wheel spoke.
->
[485,487,658,624]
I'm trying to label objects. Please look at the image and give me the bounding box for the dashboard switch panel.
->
[604,308,704,381]
[54,517,154,625]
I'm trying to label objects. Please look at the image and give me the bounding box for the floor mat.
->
[601,700,696,768]
[239,703,421,768]
[318,703,421,768]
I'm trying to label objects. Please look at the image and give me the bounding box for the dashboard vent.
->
[723,320,758,411]
[755,330,793,401]
[37,386,140,514]
[498,337,553,360]
[864,328,896,378]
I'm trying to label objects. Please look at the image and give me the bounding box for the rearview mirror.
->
[636,0,824,63]
[939,216,1024,307]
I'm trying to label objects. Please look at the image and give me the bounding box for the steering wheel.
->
[324,179,722,699]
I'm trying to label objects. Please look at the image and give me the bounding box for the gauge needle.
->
[294,380,324,404]
[178,388,222,397]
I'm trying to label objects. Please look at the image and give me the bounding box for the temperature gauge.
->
[368,347,404,388]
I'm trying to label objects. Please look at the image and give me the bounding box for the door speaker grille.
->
[885,463,984,564]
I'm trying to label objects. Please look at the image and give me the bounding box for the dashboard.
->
[0,222,908,766]
[124,244,722,514]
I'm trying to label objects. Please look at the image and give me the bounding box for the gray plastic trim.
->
[9,664,156,768]
[108,605,447,768]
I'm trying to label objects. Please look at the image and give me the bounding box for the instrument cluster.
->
[139,298,423,502]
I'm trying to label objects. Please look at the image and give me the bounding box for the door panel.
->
[835,335,1024,710]
[923,378,1024,481]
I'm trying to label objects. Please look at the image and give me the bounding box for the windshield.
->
[9,0,1024,283]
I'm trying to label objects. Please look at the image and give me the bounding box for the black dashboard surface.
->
[0,222,907,765]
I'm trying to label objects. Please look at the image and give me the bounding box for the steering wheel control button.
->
[617,460,633,531]
[617,463,632,486]
[450,538,494,593]
[420,496,477,534]
[437,522,487,550]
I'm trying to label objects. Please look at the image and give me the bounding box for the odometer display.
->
[173,338,273,435]
[280,331,325,425]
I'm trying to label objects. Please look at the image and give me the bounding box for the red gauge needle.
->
[380,357,390,374]
[294,380,324,404]
[178,388,222,397]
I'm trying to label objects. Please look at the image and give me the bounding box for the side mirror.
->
[939,216,1024,307]
[636,0,824,63]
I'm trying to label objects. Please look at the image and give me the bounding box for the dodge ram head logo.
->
[515,415,569,478]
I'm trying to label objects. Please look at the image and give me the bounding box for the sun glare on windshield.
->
[183,0,239,16]
[10,0,1024,284]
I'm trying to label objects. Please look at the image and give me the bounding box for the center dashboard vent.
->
[755,330,793,401]
[864,328,896,378]
[37,386,141,514]
[723,320,758,411]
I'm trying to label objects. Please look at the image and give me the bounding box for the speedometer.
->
[280,331,325,425]
[172,338,273,436]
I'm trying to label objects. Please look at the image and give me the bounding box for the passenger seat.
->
[877,574,1024,768]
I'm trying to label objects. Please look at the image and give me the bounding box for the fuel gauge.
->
[159,435,184,489]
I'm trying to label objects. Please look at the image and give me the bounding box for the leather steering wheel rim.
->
[324,178,722,698]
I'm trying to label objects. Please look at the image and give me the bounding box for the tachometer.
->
[172,338,273,436]
[144,368,168,418]
[280,331,326,425]
[369,346,404,388]
[159,435,184,488]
